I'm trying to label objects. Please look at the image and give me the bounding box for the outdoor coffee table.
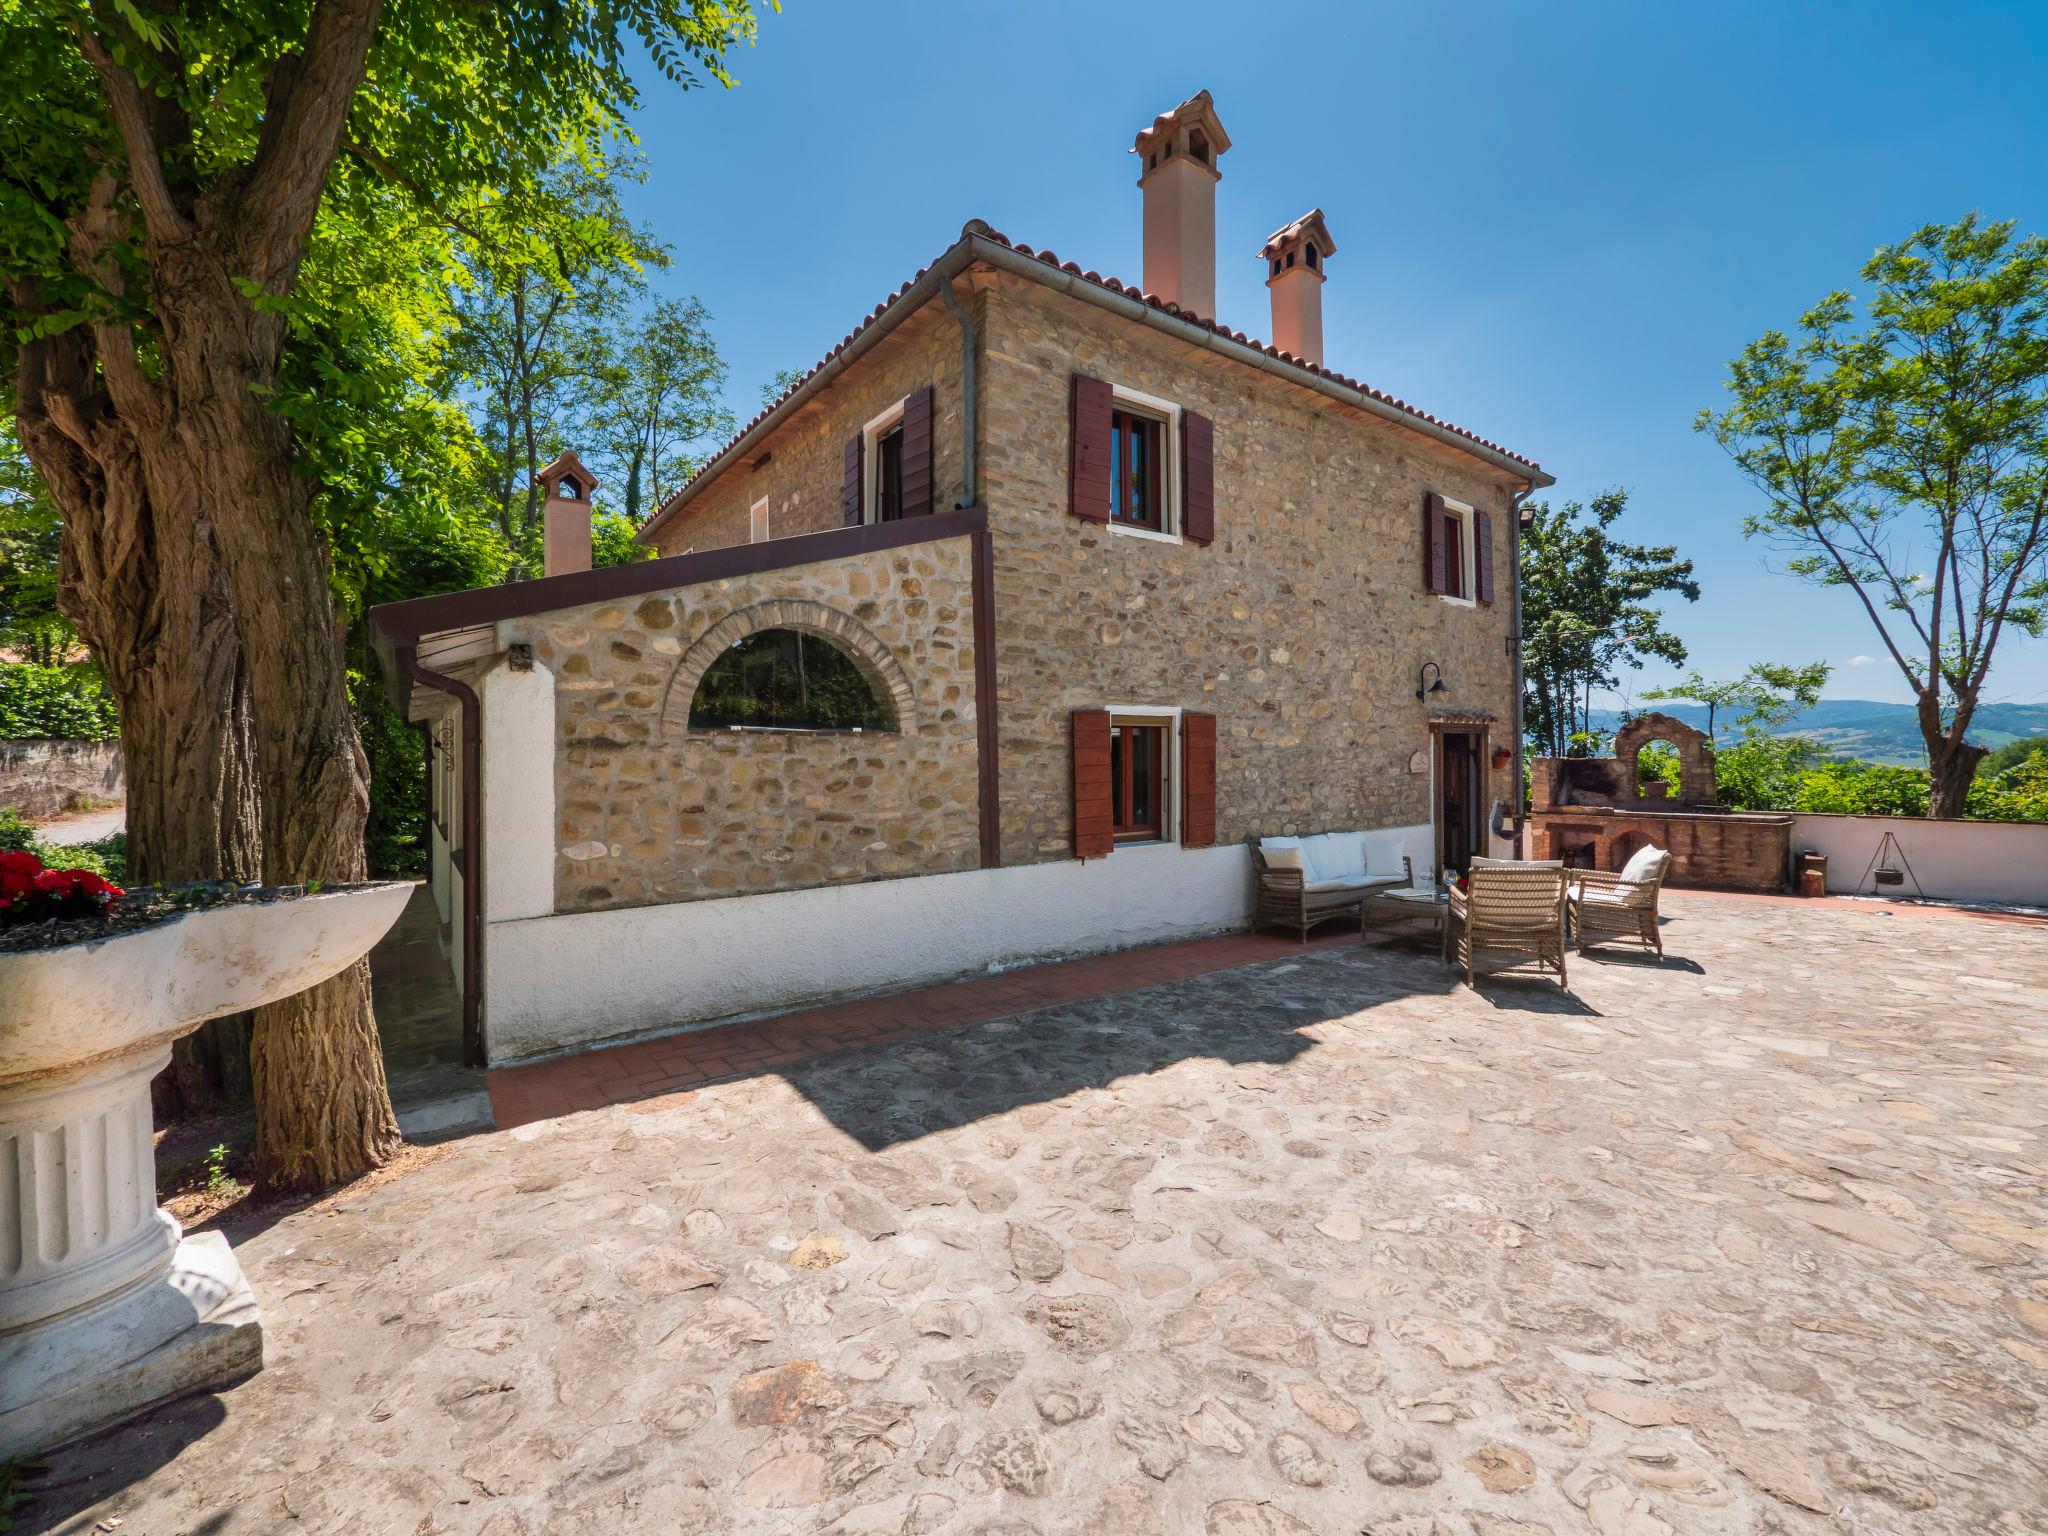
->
[1360,883,1448,947]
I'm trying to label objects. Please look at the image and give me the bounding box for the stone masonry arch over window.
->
[660,598,921,736]
[1612,712,1715,805]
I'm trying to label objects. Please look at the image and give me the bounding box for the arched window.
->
[687,628,894,732]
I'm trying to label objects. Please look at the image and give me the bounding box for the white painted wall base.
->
[485,824,1431,1062]
[1792,813,2048,907]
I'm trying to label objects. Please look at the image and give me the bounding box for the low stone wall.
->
[1529,806,1792,893]
[1792,813,2048,907]
[0,739,124,820]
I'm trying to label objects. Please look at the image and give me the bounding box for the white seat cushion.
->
[1577,887,1637,909]
[1302,831,1369,884]
[1618,845,1667,887]
[1304,874,1377,894]
[1260,836,1306,873]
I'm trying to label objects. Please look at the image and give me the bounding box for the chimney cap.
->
[1259,208,1337,263]
[1132,90,1231,174]
[536,449,599,502]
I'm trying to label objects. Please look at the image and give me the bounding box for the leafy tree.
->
[0,1,760,1191]
[444,154,671,549]
[760,365,806,410]
[1700,215,2048,818]
[587,294,732,524]
[1519,490,1699,757]
[1647,662,1830,740]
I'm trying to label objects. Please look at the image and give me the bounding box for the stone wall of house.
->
[647,302,971,555]
[973,268,1528,867]
[523,534,982,911]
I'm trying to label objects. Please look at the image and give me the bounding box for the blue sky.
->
[618,0,2048,710]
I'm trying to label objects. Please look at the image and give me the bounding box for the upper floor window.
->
[1110,408,1166,531]
[872,421,905,522]
[1441,498,1475,604]
[688,629,895,733]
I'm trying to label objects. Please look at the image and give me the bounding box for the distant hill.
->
[1588,699,2048,766]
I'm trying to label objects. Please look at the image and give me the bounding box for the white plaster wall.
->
[479,660,557,923]
[429,823,451,927]
[484,823,1430,1063]
[449,866,467,998]
[1793,814,2048,906]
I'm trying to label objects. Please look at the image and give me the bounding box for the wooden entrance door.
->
[1438,729,1483,878]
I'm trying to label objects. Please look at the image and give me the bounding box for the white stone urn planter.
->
[0,880,412,1456]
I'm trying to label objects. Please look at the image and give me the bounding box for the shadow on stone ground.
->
[23,894,2048,1535]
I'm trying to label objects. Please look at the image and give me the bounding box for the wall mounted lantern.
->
[1415,662,1449,702]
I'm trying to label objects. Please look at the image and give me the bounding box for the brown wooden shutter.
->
[842,432,864,527]
[1181,411,1214,544]
[1071,709,1113,857]
[1069,374,1113,523]
[1180,711,1217,848]
[900,385,934,517]
[1423,491,1448,594]
[1474,507,1496,606]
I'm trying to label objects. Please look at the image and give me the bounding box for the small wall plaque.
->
[1408,749,1428,775]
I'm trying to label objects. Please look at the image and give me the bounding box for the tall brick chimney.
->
[536,450,596,577]
[1261,210,1336,367]
[1132,91,1230,319]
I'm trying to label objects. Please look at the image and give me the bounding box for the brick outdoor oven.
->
[1527,713,1792,893]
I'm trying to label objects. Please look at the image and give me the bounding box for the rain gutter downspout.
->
[394,643,486,1068]
[939,274,979,506]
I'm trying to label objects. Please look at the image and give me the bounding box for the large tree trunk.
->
[160,247,400,1192]
[12,313,263,1116]
[1926,736,1985,820]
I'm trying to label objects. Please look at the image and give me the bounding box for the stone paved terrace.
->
[30,893,2048,1535]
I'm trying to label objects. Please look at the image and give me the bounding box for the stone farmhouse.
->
[368,92,1554,1067]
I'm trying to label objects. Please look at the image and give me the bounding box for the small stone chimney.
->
[1261,210,1336,367]
[536,451,596,578]
[1132,91,1231,319]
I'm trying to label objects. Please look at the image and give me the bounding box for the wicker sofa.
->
[1249,832,1408,941]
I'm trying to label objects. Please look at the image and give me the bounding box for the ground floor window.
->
[688,628,894,732]
[1111,717,1169,841]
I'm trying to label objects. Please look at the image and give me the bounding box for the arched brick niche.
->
[659,598,921,736]
[1612,712,1715,805]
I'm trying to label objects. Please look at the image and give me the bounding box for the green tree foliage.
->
[1699,215,2048,818]
[1979,735,2048,778]
[0,436,69,668]
[1646,662,1831,739]
[760,365,807,410]
[0,661,119,739]
[1520,490,1699,758]
[588,295,732,524]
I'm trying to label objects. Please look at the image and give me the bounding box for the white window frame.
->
[749,496,770,543]
[1104,702,1182,847]
[1105,383,1184,546]
[861,396,909,525]
[1439,495,1478,608]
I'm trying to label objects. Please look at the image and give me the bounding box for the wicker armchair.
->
[1568,848,1672,957]
[1249,833,1404,941]
[1442,859,1569,986]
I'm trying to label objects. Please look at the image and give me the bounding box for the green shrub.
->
[0,662,118,740]
[1711,735,2048,823]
